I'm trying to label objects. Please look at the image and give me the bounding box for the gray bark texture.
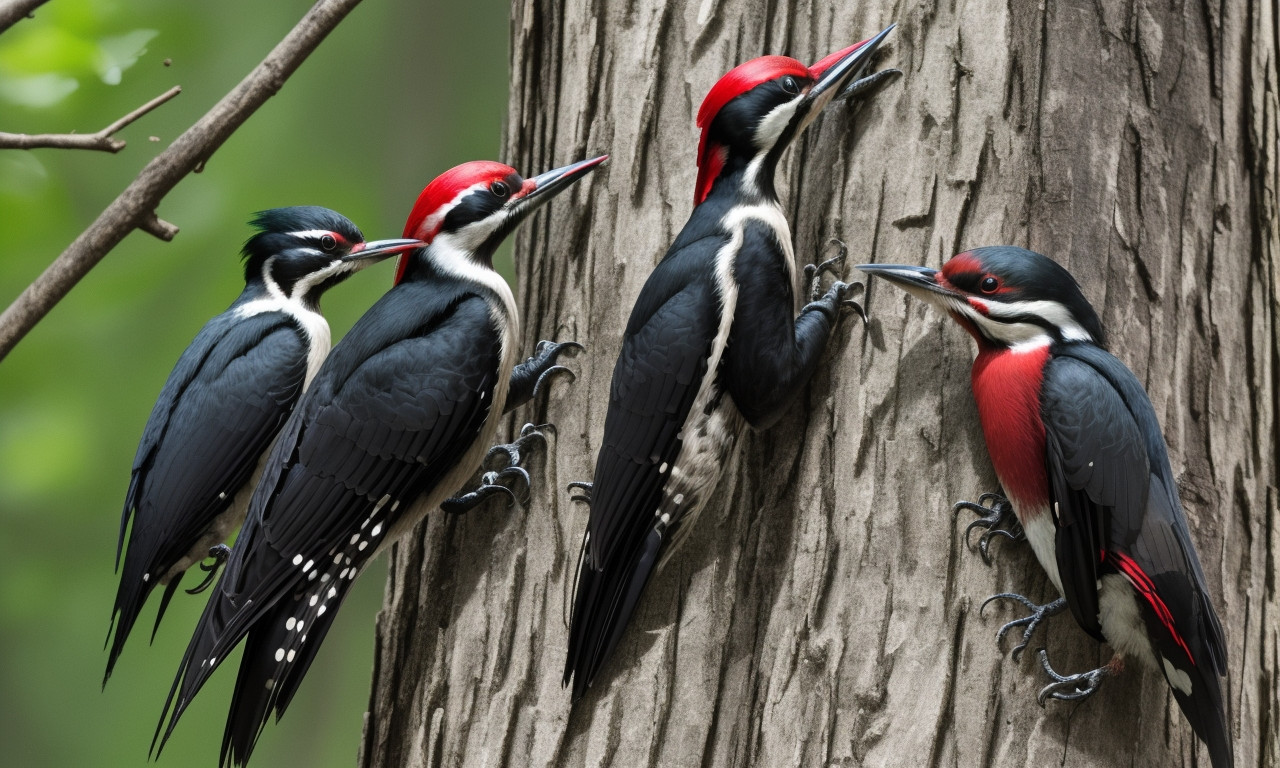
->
[361,1,1279,766]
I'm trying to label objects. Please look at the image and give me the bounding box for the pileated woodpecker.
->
[563,26,897,701]
[106,207,421,683]
[153,156,604,767]
[859,247,1232,768]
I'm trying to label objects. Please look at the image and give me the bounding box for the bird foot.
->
[803,240,866,324]
[837,68,903,103]
[185,544,231,594]
[1035,649,1119,705]
[441,424,551,514]
[981,593,1067,662]
[567,480,593,505]
[953,492,1025,565]
[507,340,584,410]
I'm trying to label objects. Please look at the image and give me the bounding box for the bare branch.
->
[0,0,49,36]
[0,0,366,362]
[0,86,182,152]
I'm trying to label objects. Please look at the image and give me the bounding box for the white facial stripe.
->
[287,229,337,240]
[416,182,490,240]
[753,96,803,151]
[968,297,1094,342]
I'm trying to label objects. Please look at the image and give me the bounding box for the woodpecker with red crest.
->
[563,26,897,701]
[859,247,1232,768]
[106,207,421,684]
[154,156,605,766]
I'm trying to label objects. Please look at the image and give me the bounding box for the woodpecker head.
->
[242,206,423,306]
[858,246,1106,350]
[693,24,894,205]
[395,155,608,284]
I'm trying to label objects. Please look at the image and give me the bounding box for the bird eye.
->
[320,234,338,251]
[780,76,800,95]
[980,276,1000,293]
[489,181,510,198]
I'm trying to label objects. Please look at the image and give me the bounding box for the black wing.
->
[564,237,722,699]
[107,308,307,682]
[1042,345,1230,766]
[157,289,501,765]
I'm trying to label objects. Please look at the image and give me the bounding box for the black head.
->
[242,207,422,305]
[693,25,894,204]
[858,246,1106,349]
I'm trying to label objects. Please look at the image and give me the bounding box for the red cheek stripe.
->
[1106,550,1196,666]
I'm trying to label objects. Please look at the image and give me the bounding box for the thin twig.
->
[0,0,50,36]
[0,86,182,152]
[0,0,366,362]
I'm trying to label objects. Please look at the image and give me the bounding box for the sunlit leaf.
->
[0,72,79,107]
[95,28,158,85]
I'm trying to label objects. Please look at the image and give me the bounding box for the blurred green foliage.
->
[0,1,509,765]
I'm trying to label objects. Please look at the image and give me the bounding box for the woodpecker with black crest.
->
[563,26,897,701]
[859,247,1231,768]
[106,207,422,683]
[154,155,604,766]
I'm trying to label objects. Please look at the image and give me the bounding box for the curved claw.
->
[185,544,231,594]
[484,424,550,470]
[492,465,533,504]
[954,493,1023,565]
[981,593,1067,661]
[804,239,850,302]
[567,480,593,505]
[531,365,575,401]
[1035,649,1110,706]
[441,482,520,514]
[533,339,585,359]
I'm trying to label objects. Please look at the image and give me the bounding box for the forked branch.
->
[0,0,367,362]
[0,86,182,152]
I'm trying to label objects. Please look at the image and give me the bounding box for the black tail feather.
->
[1169,661,1233,768]
[564,528,663,701]
[221,576,353,767]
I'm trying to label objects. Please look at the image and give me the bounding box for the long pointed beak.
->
[343,237,425,264]
[512,154,609,215]
[804,25,896,115]
[857,263,958,303]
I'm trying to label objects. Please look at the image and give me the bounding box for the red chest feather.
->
[971,345,1051,509]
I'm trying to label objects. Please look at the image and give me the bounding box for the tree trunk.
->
[361,1,1278,766]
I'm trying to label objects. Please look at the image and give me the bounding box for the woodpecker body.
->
[860,247,1231,768]
[564,27,896,701]
[106,208,420,683]
[154,158,603,767]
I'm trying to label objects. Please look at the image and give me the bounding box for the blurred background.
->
[0,0,508,764]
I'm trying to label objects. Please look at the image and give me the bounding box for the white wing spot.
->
[370,523,383,537]
[350,534,360,545]
[309,595,318,607]
[218,492,227,500]
[274,648,285,662]
[142,573,150,583]
[673,493,685,505]
[292,555,303,566]
[358,541,368,551]
[297,620,305,631]
[286,650,296,663]
[286,617,296,631]
[1162,657,1194,695]
[328,587,337,600]
[320,573,330,583]
[659,462,668,473]
[334,554,343,565]
[265,679,274,691]
[317,605,327,617]
[303,559,314,572]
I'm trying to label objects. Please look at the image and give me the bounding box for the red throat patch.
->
[970,344,1052,510]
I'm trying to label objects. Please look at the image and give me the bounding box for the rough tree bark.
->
[363,1,1278,766]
